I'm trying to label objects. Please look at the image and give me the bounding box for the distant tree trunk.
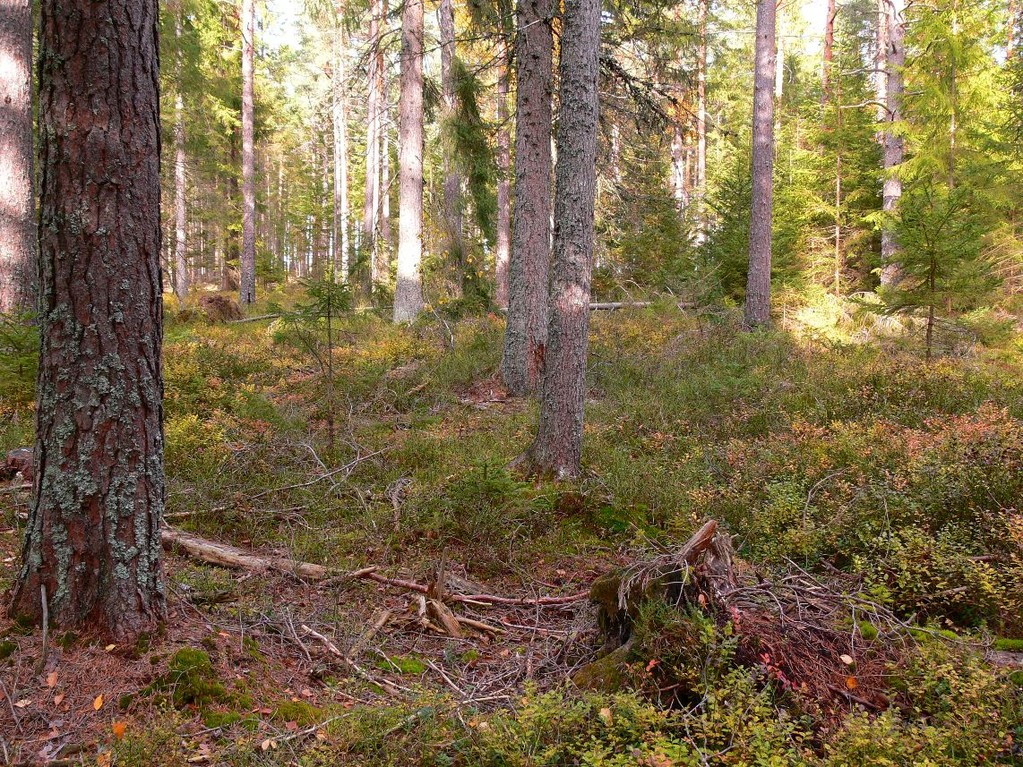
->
[393,0,424,323]
[495,45,512,308]
[332,11,350,281]
[879,0,905,287]
[363,0,382,291]
[695,0,708,243]
[822,0,836,94]
[501,0,553,395]
[671,122,687,212]
[10,0,164,641]
[173,1,189,304]
[439,0,464,277]
[375,0,391,278]
[240,0,256,304]
[743,0,777,330]
[521,0,600,480]
[0,0,35,314]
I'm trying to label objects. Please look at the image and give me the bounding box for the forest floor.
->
[2,291,1023,766]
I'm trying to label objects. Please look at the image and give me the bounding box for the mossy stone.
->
[572,644,633,692]
[273,700,322,726]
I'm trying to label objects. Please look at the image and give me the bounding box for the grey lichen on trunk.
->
[9,0,165,642]
[521,0,600,481]
[743,0,777,331]
[501,0,553,396]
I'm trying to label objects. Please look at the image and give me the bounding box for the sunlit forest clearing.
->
[2,0,1023,764]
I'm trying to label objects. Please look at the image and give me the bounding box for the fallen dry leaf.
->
[285,720,299,732]
[112,721,127,740]
[839,654,855,666]
[96,753,112,767]
[104,644,117,652]
[53,693,65,706]
[14,698,32,708]
[93,694,105,711]
[46,671,58,688]
[846,676,858,690]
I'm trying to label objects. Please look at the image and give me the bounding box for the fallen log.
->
[161,527,589,607]
[160,527,329,581]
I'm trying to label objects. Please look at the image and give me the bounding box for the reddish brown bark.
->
[0,0,35,314]
[501,0,553,395]
[10,0,165,641]
[523,0,600,480]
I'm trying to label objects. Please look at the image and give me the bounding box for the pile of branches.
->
[588,520,924,713]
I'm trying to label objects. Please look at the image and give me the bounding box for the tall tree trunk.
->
[501,0,553,395]
[439,0,463,278]
[879,0,905,287]
[822,0,836,95]
[671,123,687,212]
[10,0,164,641]
[332,11,350,281]
[173,1,189,304]
[743,0,777,330]
[695,0,708,243]
[0,0,35,314]
[495,45,512,308]
[363,0,382,291]
[522,0,600,480]
[240,0,256,304]
[393,0,424,323]
[375,0,391,278]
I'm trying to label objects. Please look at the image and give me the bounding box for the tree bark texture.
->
[744,0,776,330]
[173,1,189,303]
[393,0,424,323]
[0,0,35,314]
[240,0,256,304]
[501,0,553,395]
[524,0,600,480]
[10,0,165,641]
[495,47,511,308]
[822,0,836,95]
[374,0,390,279]
[879,0,905,287]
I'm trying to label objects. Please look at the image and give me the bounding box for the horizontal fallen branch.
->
[163,527,589,608]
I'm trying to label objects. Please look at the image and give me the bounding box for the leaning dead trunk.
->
[393,0,425,323]
[240,0,257,304]
[10,0,165,641]
[521,0,600,480]
[0,0,35,314]
[743,0,777,330]
[501,0,554,395]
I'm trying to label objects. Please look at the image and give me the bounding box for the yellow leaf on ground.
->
[93,694,104,710]
[846,676,858,690]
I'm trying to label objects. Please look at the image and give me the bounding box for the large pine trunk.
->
[495,46,512,308]
[10,0,165,641]
[743,0,777,330]
[393,0,425,323]
[240,0,256,304]
[879,0,905,287]
[522,0,600,480]
[501,0,553,395]
[0,0,35,314]
[173,0,189,304]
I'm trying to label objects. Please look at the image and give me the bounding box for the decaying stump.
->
[1,448,33,482]
[575,519,910,713]
[198,295,244,323]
